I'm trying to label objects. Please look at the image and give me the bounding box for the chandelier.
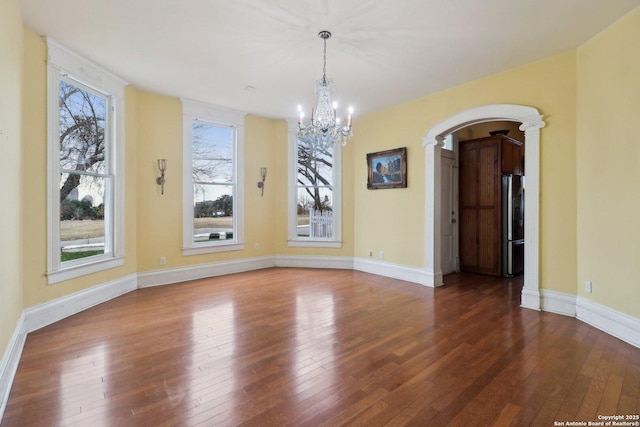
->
[297,30,353,151]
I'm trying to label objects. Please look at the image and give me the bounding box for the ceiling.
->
[19,0,640,120]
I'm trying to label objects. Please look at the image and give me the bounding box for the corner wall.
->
[576,6,640,319]
[0,0,25,413]
[0,0,24,364]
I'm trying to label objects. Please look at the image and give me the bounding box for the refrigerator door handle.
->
[508,177,514,241]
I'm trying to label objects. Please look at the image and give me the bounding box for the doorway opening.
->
[440,121,525,277]
[422,104,545,310]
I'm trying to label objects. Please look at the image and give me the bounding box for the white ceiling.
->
[19,0,640,120]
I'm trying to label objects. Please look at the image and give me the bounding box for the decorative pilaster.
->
[519,115,545,310]
[423,135,445,287]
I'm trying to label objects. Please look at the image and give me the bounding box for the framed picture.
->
[367,147,407,189]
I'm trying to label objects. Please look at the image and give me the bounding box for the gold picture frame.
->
[366,147,407,189]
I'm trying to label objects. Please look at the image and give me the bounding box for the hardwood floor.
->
[3,269,639,426]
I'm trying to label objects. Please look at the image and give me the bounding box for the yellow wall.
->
[134,91,183,271]
[353,51,578,293]
[21,31,139,307]
[0,0,24,354]
[134,91,281,271]
[243,114,281,257]
[20,29,46,308]
[576,7,640,318]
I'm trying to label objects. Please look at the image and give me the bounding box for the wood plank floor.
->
[3,269,640,426]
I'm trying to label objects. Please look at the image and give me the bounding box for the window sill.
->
[183,242,245,256]
[287,239,342,248]
[47,256,124,285]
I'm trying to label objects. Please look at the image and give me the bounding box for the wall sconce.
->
[257,167,267,196]
[156,159,167,195]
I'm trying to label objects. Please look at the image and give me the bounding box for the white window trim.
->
[287,120,342,248]
[182,99,246,256]
[46,38,127,285]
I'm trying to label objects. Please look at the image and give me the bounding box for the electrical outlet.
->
[379,250,384,259]
[368,250,373,257]
[254,243,260,251]
[585,280,592,293]
[160,257,166,266]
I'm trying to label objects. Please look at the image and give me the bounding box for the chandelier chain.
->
[322,37,327,84]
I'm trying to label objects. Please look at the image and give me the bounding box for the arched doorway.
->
[422,104,545,310]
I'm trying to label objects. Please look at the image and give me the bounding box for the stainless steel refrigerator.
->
[502,174,525,277]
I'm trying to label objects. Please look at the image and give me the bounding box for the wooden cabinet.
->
[501,136,524,175]
[458,135,523,276]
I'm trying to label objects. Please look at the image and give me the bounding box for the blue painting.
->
[367,147,407,189]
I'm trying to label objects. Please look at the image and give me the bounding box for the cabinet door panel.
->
[479,207,500,275]
[459,208,478,269]
[459,138,502,276]
[478,143,499,207]
[459,143,479,272]
[459,147,477,207]
[513,144,523,175]
[502,140,514,173]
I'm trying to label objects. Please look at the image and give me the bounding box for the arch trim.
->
[422,104,545,311]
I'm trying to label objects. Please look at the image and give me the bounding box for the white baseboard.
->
[540,289,577,317]
[0,313,25,422]
[423,269,444,287]
[577,297,640,349]
[275,255,353,270]
[532,289,640,349]
[353,257,427,285]
[137,255,276,288]
[520,287,541,311]
[23,274,137,334]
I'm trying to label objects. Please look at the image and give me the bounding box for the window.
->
[182,100,245,255]
[288,122,342,247]
[46,39,126,284]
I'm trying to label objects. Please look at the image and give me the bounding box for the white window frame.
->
[287,120,342,248]
[182,99,245,255]
[46,38,126,285]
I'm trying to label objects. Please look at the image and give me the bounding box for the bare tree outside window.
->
[296,140,334,238]
[58,79,109,261]
[192,121,232,185]
[59,80,106,202]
